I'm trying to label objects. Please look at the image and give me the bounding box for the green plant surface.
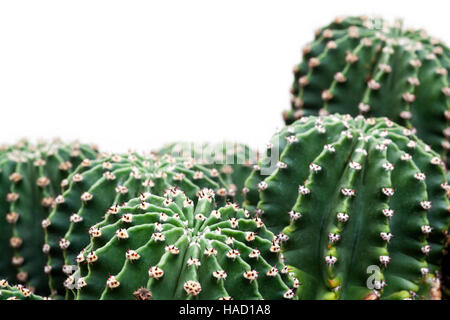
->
[68,188,297,300]
[44,152,232,297]
[0,279,49,300]
[157,142,258,204]
[0,139,98,296]
[284,15,450,166]
[244,114,449,299]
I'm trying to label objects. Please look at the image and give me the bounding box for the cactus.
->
[443,240,450,298]
[244,114,449,299]
[67,188,297,300]
[0,279,49,300]
[158,142,258,204]
[0,139,98,296]
[44,152,233,296]
[284,15,450,166]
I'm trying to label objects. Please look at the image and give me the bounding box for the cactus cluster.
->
[1,15,449,301]
[67,188,296,300]
[244,114,449,299]
[284,16,450,166]
[0,139,98,296]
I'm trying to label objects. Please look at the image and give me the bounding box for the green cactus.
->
[158,142,258,204]
[284,15,450,166]
[0,139,98,296]
[443,239,450,298]
[67,188,296,300]
[0,279,50,300]
[244,114,449,299]
[44,152,233,297]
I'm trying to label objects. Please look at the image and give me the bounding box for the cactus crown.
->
[70,188,297,300]
[244,114,449,299]
[45,152,238,296]
[285,15,450,165]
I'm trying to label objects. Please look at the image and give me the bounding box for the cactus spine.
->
[244,114,449,299]
[284,16,450,166]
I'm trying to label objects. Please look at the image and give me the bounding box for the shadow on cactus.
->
[244,114,449,299]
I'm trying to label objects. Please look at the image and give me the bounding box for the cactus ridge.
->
[244,114,449,299]
[157,142,258,204]
[68,188,297,300]
[0,279,48,300]
[284,15,450,166]
[44,152,234,296]
[0,139,98,296]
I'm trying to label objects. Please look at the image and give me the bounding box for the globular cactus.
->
[0,279,49,300]
[0,139,98,296]
[158,142,258,204]
[44,152,233,296]
[244,114,449,299]
[68,188,297,300]
[284,15,450,166]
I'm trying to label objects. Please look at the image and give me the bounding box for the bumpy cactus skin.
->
[284,16,450,165]
[69,188,296,300]
[244,115,449,299]
[0,140,98,296]
[443,240,450,298]
[45,152,232,297]
[0,279,48,300]
[158,142,258,204]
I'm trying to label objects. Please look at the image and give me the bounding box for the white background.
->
[1,0,449,153]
